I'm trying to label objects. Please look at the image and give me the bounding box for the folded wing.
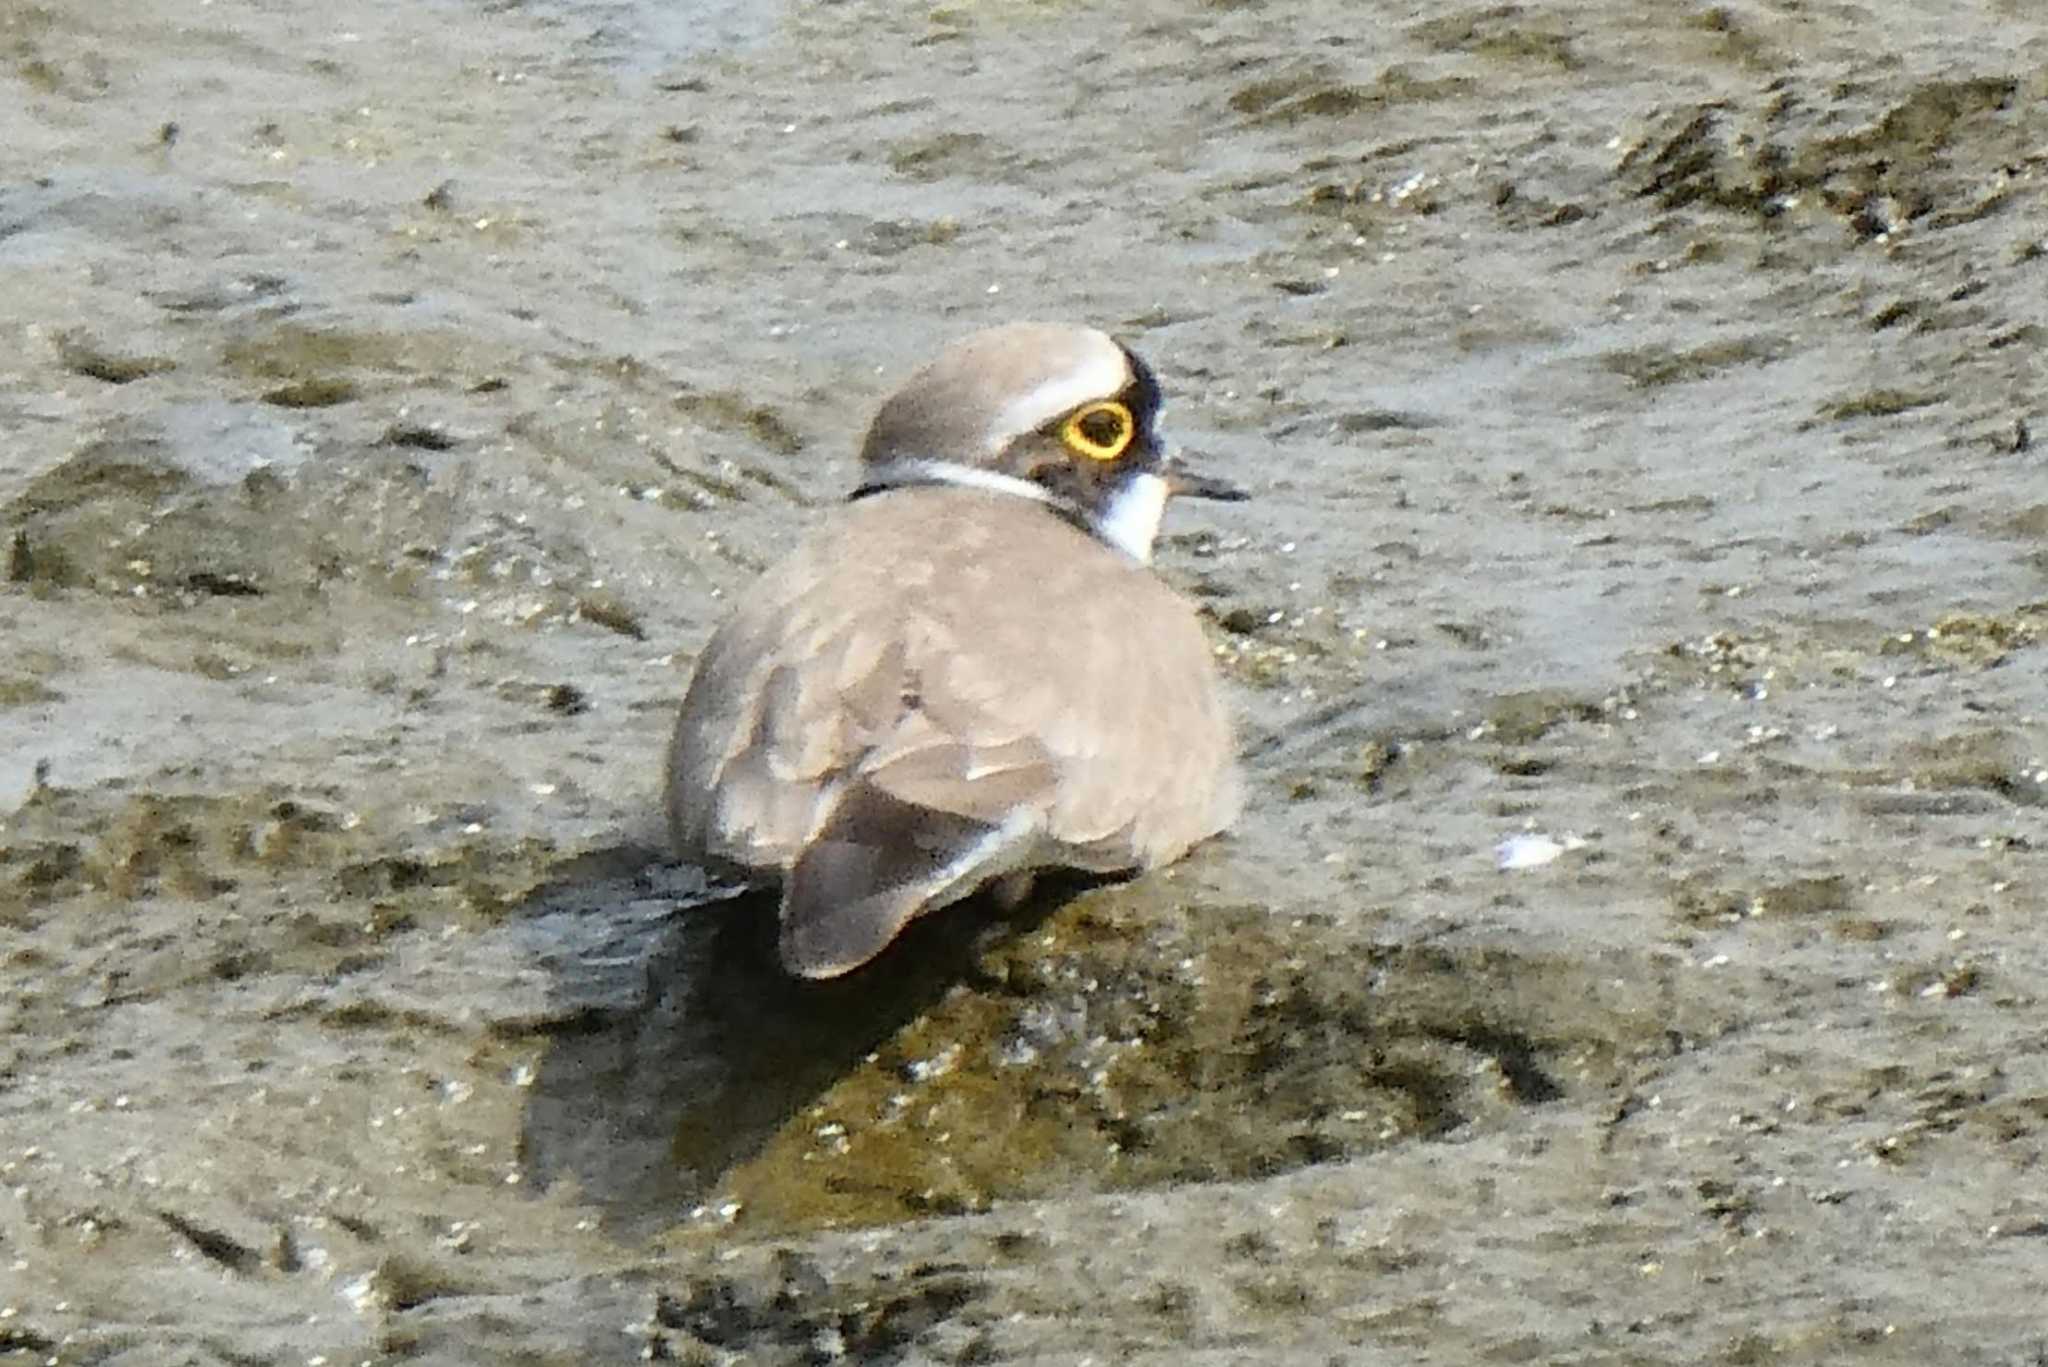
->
[665,491,1238,976]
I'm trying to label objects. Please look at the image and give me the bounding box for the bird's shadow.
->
[512,844,1073,1238]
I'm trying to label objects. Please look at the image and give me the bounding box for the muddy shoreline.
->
[4,1,2046,1362]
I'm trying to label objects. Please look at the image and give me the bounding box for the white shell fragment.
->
[1494,832,1587,871]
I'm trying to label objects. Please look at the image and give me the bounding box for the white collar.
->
[850,459,1161,563]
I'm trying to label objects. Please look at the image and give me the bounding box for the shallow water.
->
[3,0,2047,1362]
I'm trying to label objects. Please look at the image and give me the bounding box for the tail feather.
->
[777,784,1037,978]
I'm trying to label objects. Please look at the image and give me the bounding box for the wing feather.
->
[665,487,1239,972]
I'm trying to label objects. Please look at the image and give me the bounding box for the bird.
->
[665,321,1244,979]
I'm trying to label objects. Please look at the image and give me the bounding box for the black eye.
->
[1061,401,1135,462]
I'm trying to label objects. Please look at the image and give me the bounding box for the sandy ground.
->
[3,0,2047,1362]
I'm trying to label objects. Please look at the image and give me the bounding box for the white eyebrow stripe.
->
[984,348,1132,451]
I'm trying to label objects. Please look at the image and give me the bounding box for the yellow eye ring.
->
[1061,400,1136,463]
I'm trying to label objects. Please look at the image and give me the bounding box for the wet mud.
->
[3,0,2046,1362]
